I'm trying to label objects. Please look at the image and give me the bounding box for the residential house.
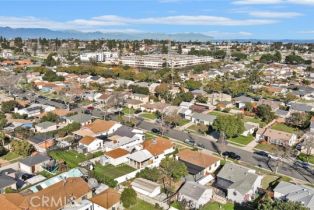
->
[128,149,154,169]
[276,109,290,119]
[103,126,144,152]
[142,137,175,166]
[191,113,216,126]
[0,172,17,193]
[89,188,121,210]
[125,99,143,109]
[103,148,129,166]
[29,133,55,152]
[215,163,262,203]
[208,93,232,105]
[233,96,255,109]
[257,99,283,112]
[19,154,50,174]
[289,102,313,113]
[242,122,259,137]
[65,113,93,126]
[78,136,104,153]
[14,104,55,118]
[34,121,58,133]
[131,178,161,198]
[256,128,297,147]
[141,102,170,113]
[273,181,314,210]
[178,181,213,209]
[131,93,149,103]
[177,149,220,182]
[0,177,91,209]
[73,120,121,138]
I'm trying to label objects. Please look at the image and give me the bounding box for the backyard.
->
[48,150,89,168]
[1,152,20,161]
[128,199,159,210]
[93,163,136,179]
[122,107,135,115]
[228,135,254,146]
[271,123,298,133]
[201,202,235,210]
[243,116,266,127]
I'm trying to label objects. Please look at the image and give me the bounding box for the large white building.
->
[80,51,119,63]
[121,54,213,69]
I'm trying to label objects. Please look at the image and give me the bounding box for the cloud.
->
[248,11,302,18]
[204,31,253,38]
[0,15,278,31]
[298,30,314,34]
[233,0,314,5]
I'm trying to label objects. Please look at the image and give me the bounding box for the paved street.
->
[137,120,314,183]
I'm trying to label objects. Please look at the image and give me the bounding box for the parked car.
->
[185,139,196,146]
[254,151,269,158]
[222,151,241,160]
[268,154,281,161]
[294,160,310,169]
[151,128,161,134]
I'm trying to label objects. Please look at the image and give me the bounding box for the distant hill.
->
[0,27,213,41]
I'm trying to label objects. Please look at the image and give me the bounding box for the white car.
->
[268,154,281,161]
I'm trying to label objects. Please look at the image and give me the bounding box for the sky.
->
[0,0,313,39]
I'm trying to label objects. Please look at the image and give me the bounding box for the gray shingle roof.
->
[36,121,56,129]
[217,163,259,195]
[0,174,16,189]
[20,154,50,167]
[192,113,216,123]
[66,113,93,124]
[274,181,314,210]
[179,181,209,201]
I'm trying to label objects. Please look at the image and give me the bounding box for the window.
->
[233,191,237,196]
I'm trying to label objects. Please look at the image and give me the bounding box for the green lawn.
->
[209,111,230,117]
[297,153,314,164]
[201,202,234,210]
[145,132,156,140]
[48,150,88,168]
[261,175,279,189]
[38,170,55,178]
[243,116,266,127]
[178,118,190,126]
[128,199,158,210]
[228,135,254,146]
[122,107,135,115]
[255,143,278,153]
[94,163,135,179]
[1,152,20,161]
[271,123,298,134]
[140,112,157,120]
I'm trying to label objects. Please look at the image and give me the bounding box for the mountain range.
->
[0,27,213,41]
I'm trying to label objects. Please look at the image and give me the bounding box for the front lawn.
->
[178,118,190,126]
[271,123,298,134]
[228,135,254,146]
[297,153,314,164]
[93,163,135,179]
[128,199,158,210]
[140,112,157,120]
[122,107,135,115]
[255,143,278,153]
[261,175,279,189]
[1,152,20,161]
[201,202,234,210]
[48,150,88,168]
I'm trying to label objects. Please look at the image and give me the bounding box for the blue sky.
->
[0,0,313,39]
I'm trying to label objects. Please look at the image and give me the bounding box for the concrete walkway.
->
[177,121,194,131]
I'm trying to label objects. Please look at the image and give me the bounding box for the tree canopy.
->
[213,115,245,138]
[121,188,137,208]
